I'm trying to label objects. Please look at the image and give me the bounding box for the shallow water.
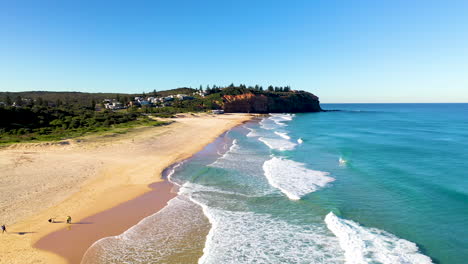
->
[83,104,468,264]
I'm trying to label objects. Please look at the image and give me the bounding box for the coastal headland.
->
[0,113,253,264]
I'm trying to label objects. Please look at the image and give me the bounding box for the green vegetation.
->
[0,105,166,145]
[0,84,307,144]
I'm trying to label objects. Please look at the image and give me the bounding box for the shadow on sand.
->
[69,222,93,225]
[12,232,36,235]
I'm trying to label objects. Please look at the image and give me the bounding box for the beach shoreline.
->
[35,180,178,264]
[0,113,253,264]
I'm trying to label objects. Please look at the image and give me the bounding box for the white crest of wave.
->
[259,118,276,130]
[274,131,291,140]
[196,207,344,264]
[268,114,294,126]
[208,139,239,166]
[269,113,295,121]
[297,138,303,144]
[325,212,433,264]
[258,137,297,151]
[245,127,260,137]
[262,157,335,200]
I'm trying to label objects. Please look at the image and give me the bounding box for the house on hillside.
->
[104,101,124,110]
[176,94,195,100]
[140,100,151,107]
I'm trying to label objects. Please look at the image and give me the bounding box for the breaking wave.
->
[262,157,335,200]
[325,212,433,264]
[258,137,297,151]
[274,131,291,140]
[196,205,343,264]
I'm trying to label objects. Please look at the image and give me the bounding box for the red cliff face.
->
[222,93,269,113]
[222,91,322,113]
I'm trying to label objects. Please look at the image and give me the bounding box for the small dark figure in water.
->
[48,218,54,223]
[66,216,71,224]
[1,224,6,233]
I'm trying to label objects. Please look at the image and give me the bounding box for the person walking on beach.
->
[1,224,6,233]
[66,216,72,224]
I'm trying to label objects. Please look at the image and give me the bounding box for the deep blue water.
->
[84,104,468,264]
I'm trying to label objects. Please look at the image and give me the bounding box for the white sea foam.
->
[197,206,344,264]
[81,197,210,264]
[325,212,433,264]
[260,114,294,130]
[270,113,294,121]
[177,180,344,264]
[272,119,287,126]
[259,118,276,130]
[245,127,260,137]
[269,114,294,126]
[274,131,291,140]
[297,138,303,144]
[262,157,335,200]
[258,137,297,151]
[166,161,184,182]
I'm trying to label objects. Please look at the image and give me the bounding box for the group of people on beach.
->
[2,216,72,235]
[48,216,72,224]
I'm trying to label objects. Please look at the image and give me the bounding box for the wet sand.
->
[35,181,177,264]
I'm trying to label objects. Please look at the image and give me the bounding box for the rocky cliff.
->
[222,91,322,113]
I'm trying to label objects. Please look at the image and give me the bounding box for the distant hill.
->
[0,86,322,113]
[0,88,197,104]
[156,87,197,97]
[0,91,137,106]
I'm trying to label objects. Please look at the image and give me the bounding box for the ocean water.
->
[82,104,468,264]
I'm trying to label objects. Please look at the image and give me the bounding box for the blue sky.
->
[1,0,467,102]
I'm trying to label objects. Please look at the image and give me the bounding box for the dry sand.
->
[0,113,253,264]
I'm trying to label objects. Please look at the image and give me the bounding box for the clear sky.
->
[1,0,467,103]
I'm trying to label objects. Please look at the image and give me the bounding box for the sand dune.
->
[0,113,253,264]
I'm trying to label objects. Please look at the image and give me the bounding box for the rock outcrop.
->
[222,91,322,113]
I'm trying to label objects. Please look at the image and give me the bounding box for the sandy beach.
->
[0,113,253,264]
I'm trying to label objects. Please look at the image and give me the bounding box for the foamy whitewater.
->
[263,157,334,200]
[325,212,432,264]
[83,104,468,264]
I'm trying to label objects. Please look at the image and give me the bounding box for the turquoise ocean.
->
[82,104,468,264]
